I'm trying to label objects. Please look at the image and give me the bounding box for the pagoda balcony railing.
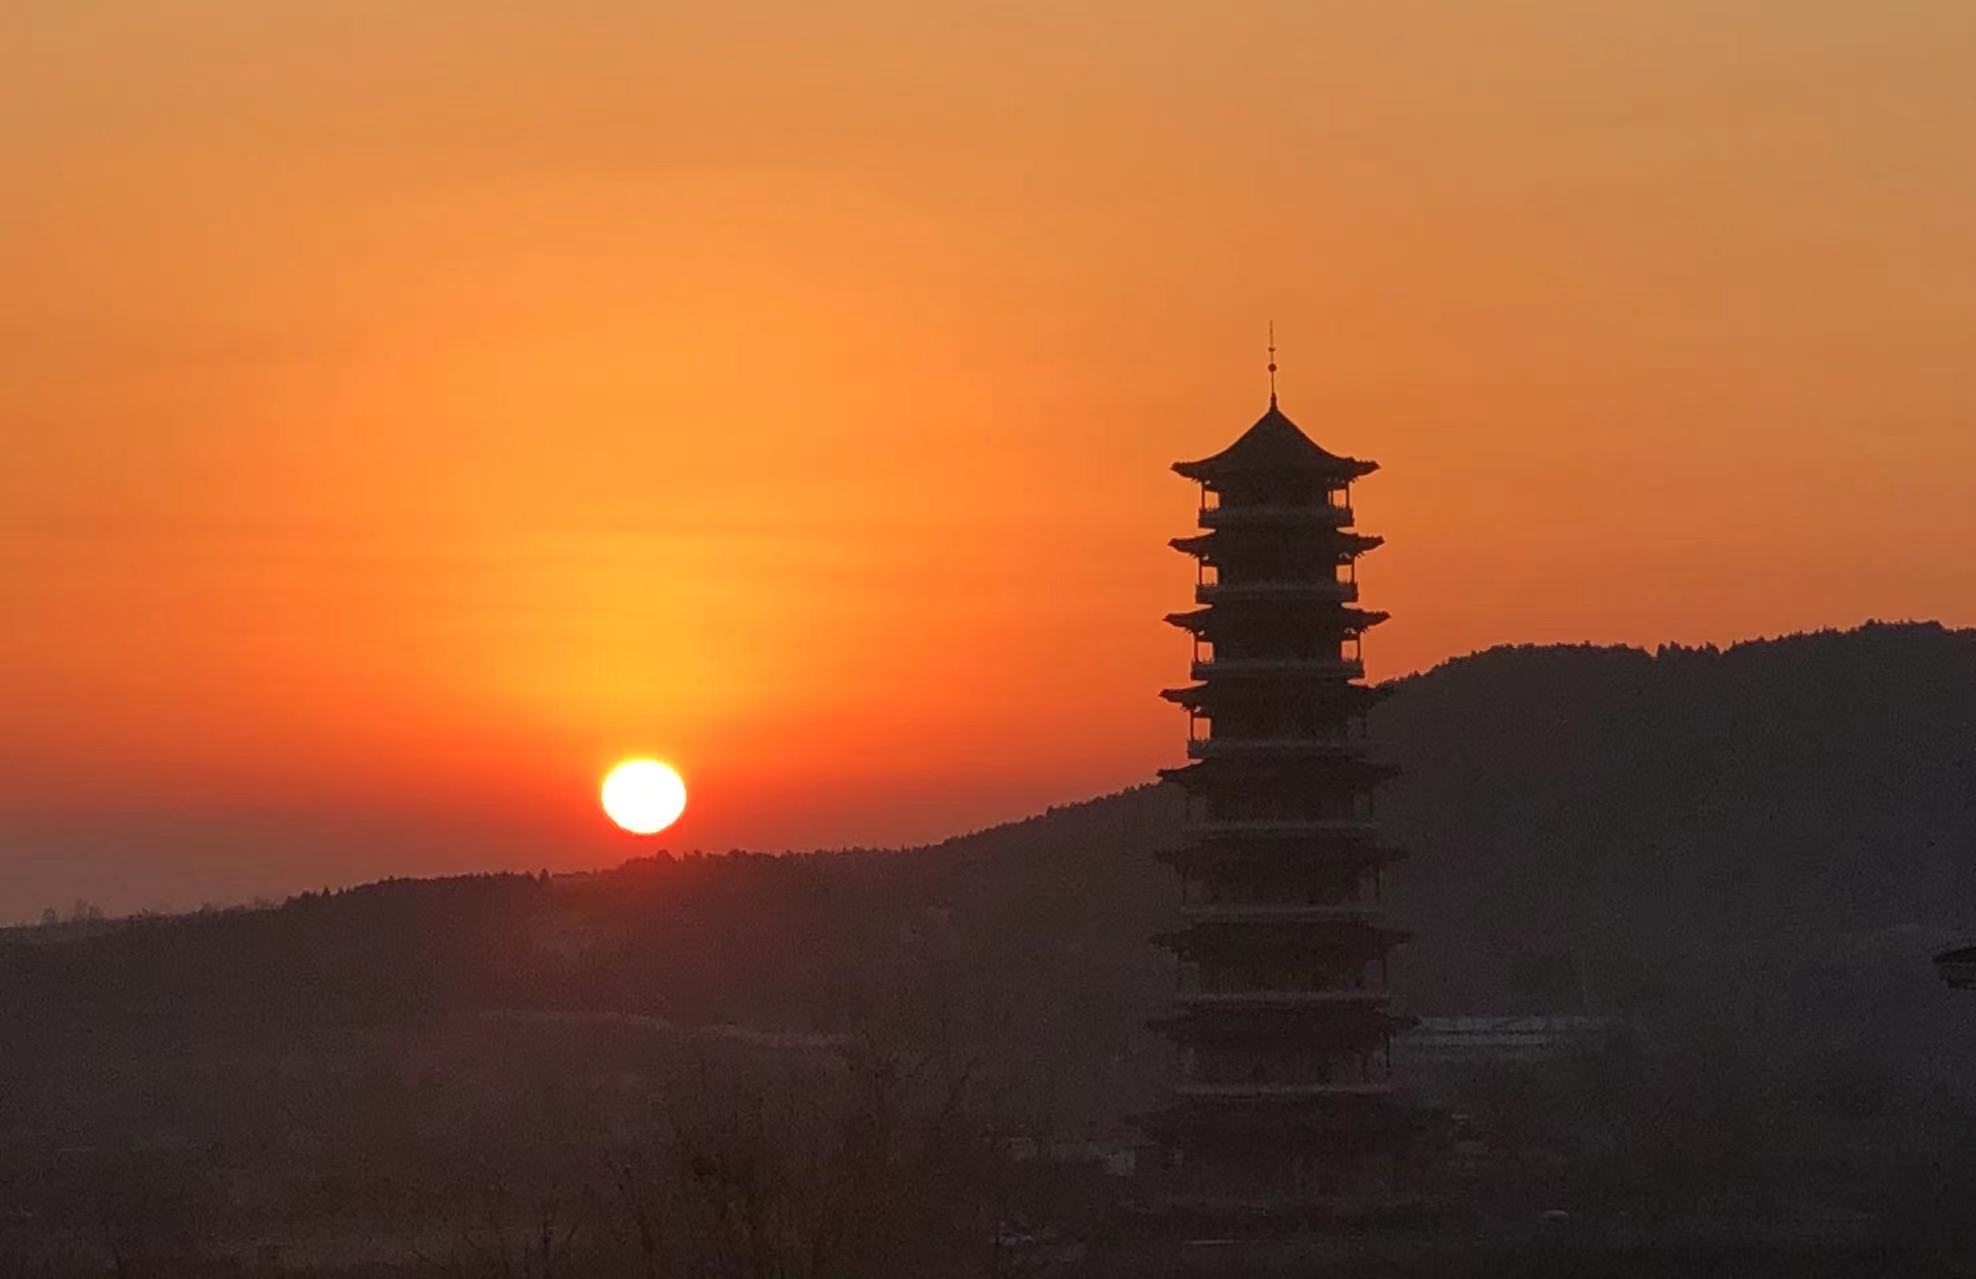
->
[1200,503,1352,528]
[1187,735,1357,758]
[1196,579,1357,605]
[1191,657,1364,680]
[1179,903,1384,924]
[1183,817,1379,838]
[1174,1082,1394,1098]
[1174,989,1388,1007]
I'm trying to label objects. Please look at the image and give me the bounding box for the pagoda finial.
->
[1267,321,1279,407]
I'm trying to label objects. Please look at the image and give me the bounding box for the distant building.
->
[1394,1015,1616,1099]
[1143,388,1420,1227]
[1396,1015,1615,1066]
[1935,944,1976,990]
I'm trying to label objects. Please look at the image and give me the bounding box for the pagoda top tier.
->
[1173,401,1378,484]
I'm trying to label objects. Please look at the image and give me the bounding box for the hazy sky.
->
[4,1,1974,918]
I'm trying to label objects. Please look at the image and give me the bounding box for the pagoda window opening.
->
[1309,711,1351,741]
[1289,791,1355,821]
[1307,957,1364,989]
[1227,479,1270,506]
[1248,793,1294,821]
[1228,873,1266,902]
[1227,634,1267,661]
[1253,792,1285,821]
[1302,635,1338,663]
[1305,873,1354,905]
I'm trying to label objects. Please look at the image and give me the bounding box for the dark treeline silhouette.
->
[3,622,1975,1273]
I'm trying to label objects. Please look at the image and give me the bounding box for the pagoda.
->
[1145,380,1416,1226]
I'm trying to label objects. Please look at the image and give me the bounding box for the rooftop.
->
[1174,401,1378,483]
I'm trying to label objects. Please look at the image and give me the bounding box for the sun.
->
[600,759,688,835]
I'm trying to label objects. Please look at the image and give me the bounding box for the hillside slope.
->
[6,623,1974,1105]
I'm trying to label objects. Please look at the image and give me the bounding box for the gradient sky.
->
[4,1,1974,919]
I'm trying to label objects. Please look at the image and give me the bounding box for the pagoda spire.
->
[1267,321,1278,407]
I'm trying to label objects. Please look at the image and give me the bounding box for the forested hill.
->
[918,621,1976,1067]
[1378,620,1976,1012]
[6,622,1975,1088]
[5,622,1973,1269]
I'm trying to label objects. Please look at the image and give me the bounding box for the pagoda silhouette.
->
[1144,379,1421,1228]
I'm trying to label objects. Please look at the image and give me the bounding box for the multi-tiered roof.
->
[1145,396,1418,1225]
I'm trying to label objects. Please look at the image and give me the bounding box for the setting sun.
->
[600,759,688,836]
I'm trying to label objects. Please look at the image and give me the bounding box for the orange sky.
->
[4,1,1974,917]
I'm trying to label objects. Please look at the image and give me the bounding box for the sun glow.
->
[600,759,688,835]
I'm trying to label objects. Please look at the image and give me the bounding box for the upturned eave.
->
[1173,404,1378,483]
